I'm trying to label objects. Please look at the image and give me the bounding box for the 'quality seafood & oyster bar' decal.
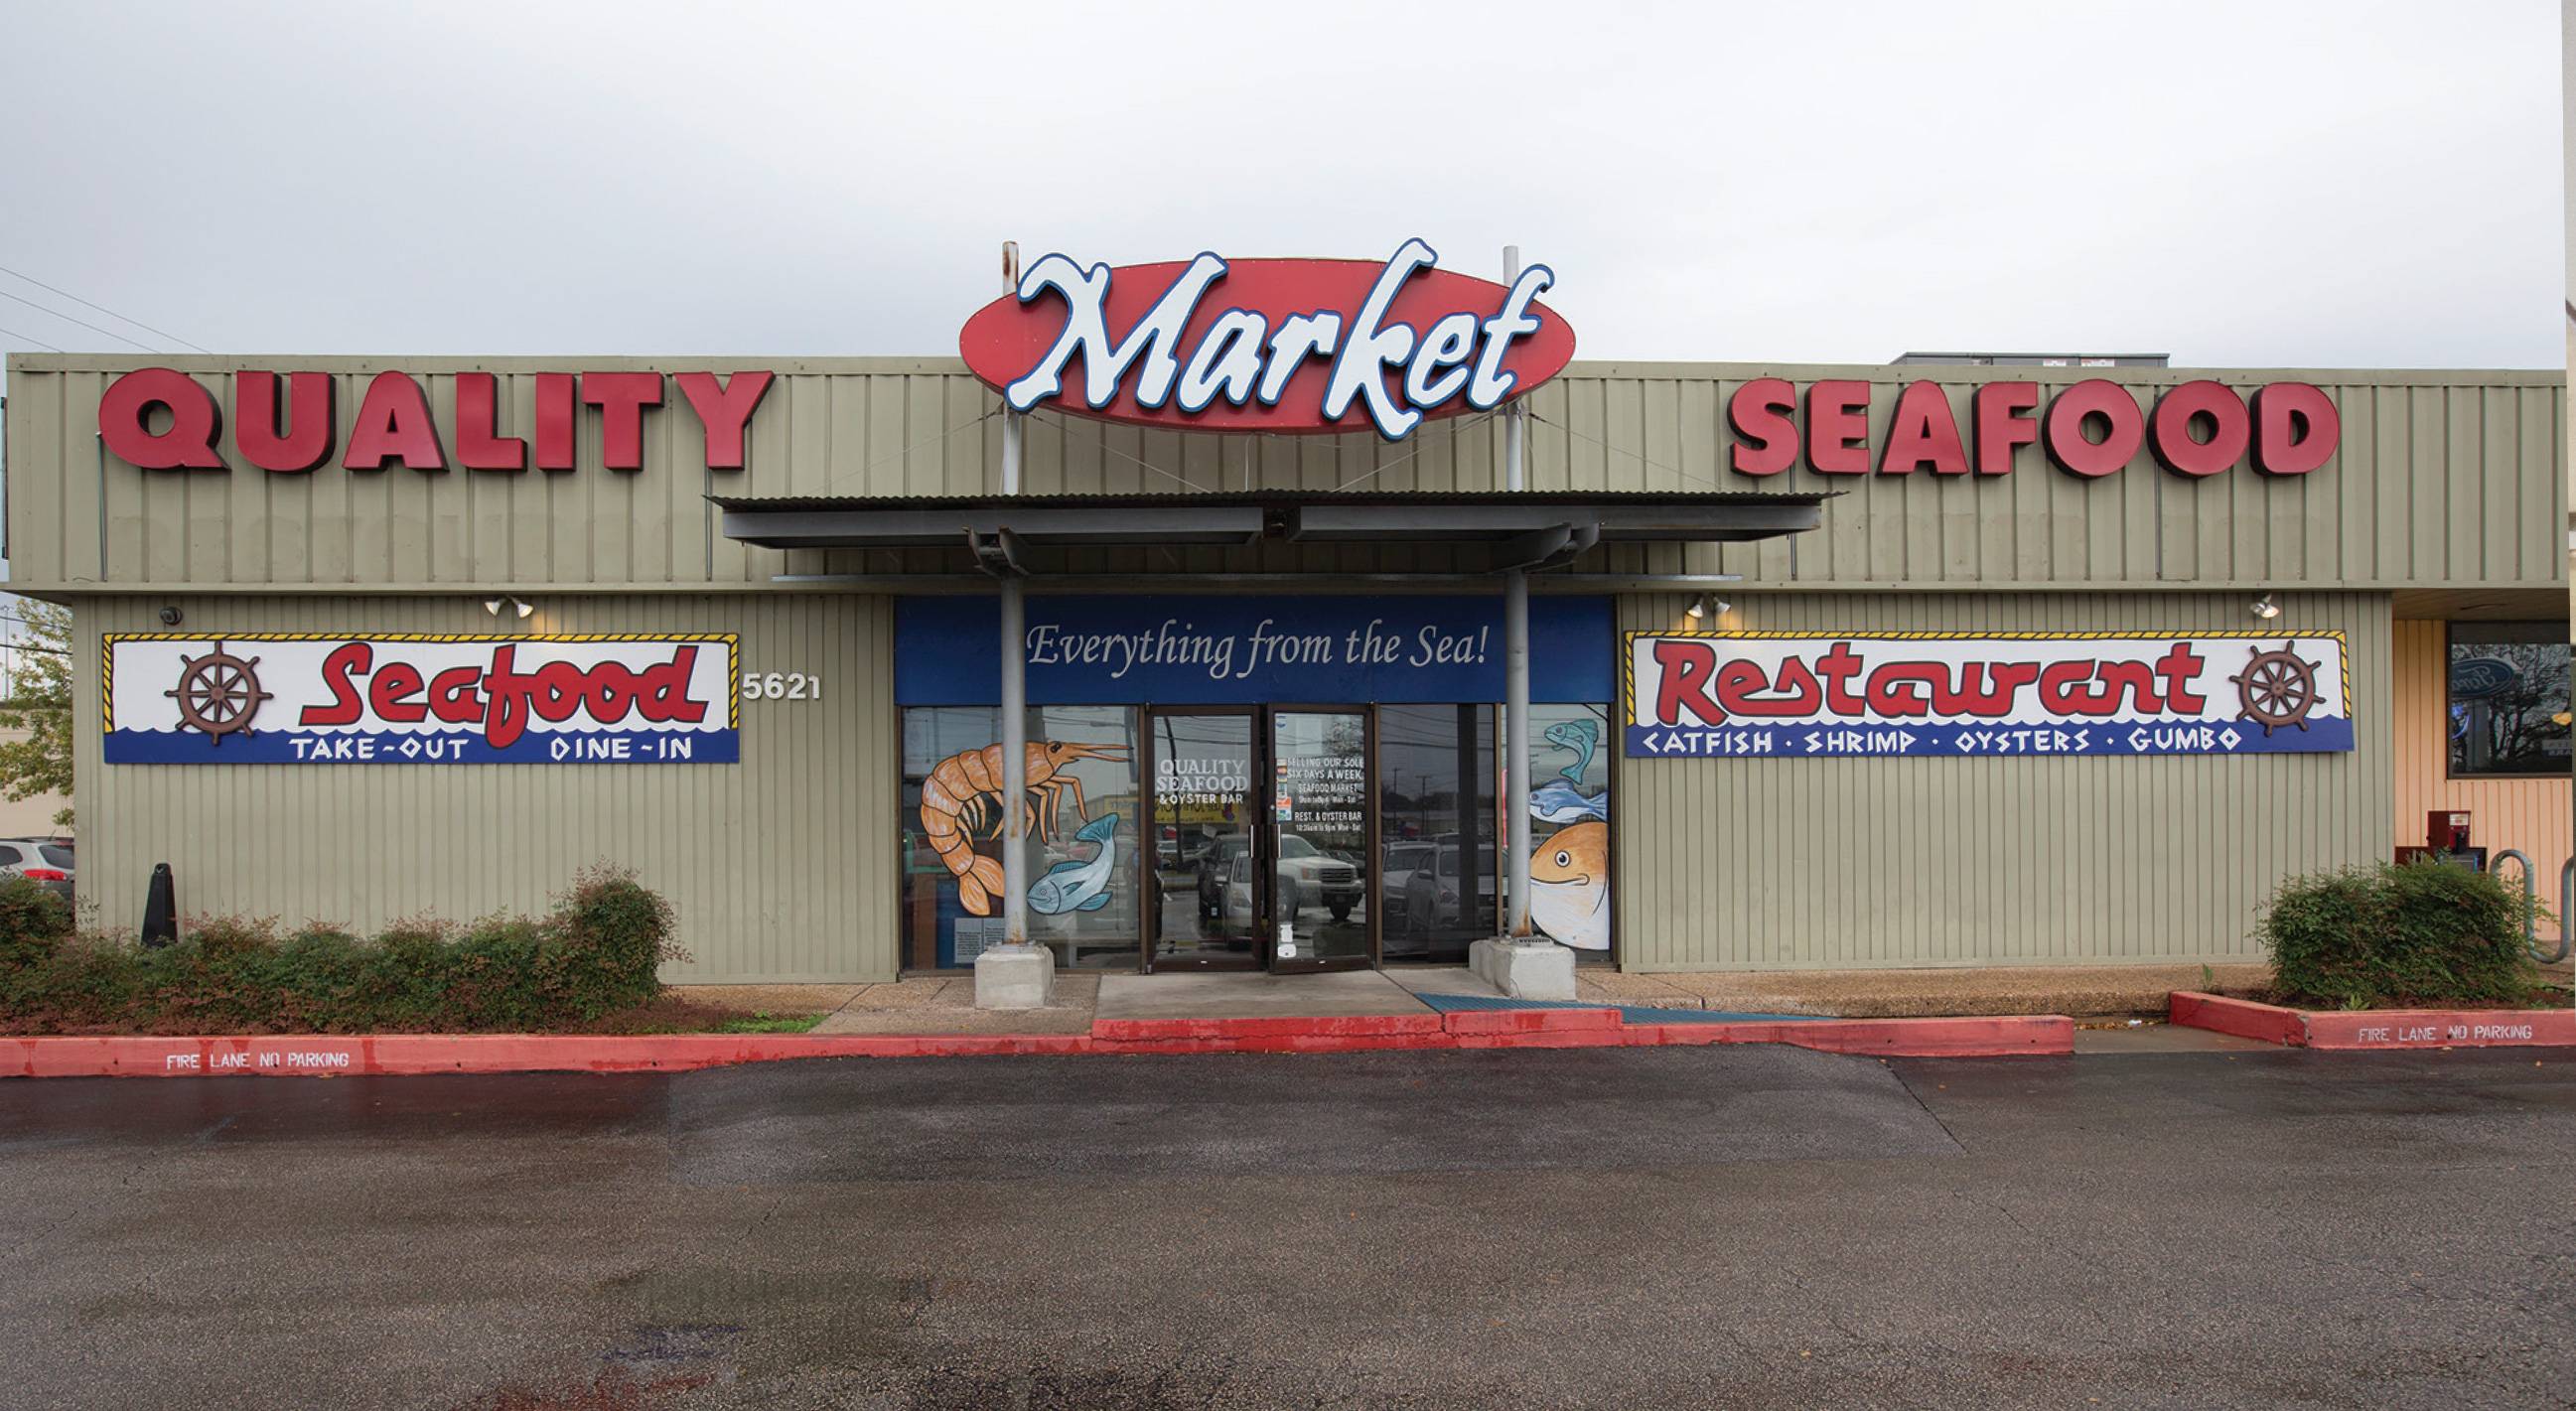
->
[103,635,739,764]
[1624,632,2354,759]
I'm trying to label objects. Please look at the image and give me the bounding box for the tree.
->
[0,598,74,828]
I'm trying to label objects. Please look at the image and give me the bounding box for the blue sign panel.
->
[1624,631,2358,760]
[898,595,1614,705]
[103,634,740,767]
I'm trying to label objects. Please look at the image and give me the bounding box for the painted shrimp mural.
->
[921,740,1131,916]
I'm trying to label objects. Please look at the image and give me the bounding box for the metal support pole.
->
[1501,243,1534,940]
[976,239,1050,1007]
[999,239,1028,950]
[1503,245,1525,495]
[1000,577,1028,946]
[1505,568,1531,937]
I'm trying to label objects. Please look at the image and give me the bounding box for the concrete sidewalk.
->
[1570,962,2280,1019]
[676,960,2296,1032]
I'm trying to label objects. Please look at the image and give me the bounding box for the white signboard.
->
[1625,631,2354,759]
[104,634,739,765]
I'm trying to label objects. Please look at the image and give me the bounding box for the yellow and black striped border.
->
[1619,629,2354,730]
[102,633,743,734]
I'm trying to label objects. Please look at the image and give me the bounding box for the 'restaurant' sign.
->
[1624,631,2354,759]
[104,635,739,765]
[957,239,1575,441]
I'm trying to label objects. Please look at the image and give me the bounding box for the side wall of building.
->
[72,592,901,982]
[1612,590,2394,971]
[2389,619,2573,917]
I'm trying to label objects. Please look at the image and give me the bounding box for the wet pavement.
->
[3,1045,2571,1409]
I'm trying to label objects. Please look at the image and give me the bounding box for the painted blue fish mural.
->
[1027,811,1120,915]
[1532,717,1607,822]
[1530,778,1609,824]
[1544,717,1600,783]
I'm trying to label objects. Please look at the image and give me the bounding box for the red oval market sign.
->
[958,239,1575,442]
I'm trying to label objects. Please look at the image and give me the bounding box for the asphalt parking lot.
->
[3,1044,2571,1410]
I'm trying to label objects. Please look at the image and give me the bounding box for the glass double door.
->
[1144,707,1372,972]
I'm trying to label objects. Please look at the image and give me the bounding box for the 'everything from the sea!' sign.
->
[104,635,740,764]
[1624,632,2354,759]
[900,596,1612,706]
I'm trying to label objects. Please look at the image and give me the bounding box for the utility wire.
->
[1034,410,1211,493]
[1523,408,1733,494]
[0,288,158,353]
[808,407,1002,496]
[0,263,209,353]
[0,321,65,353]
[1331,409,1500,492]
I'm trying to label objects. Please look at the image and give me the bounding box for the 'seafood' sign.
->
[1623,631,2354,759]
[104,634,740,765]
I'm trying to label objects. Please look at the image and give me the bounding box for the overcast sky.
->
[0,0,2562,378]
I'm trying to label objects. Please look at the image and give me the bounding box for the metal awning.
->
[713,489,1829,576]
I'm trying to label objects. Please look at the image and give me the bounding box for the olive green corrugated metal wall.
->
[5,358,2561,594]
[71,593,900,982]
[1611,591,2394,970]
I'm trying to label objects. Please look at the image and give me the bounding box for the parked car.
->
[1196,835,1249,917]
[0,837,74,907]
[1202,832,1364,925]
[1274,833,1362,923]
[1402,843,1496,932]
[1379,841,1435,924]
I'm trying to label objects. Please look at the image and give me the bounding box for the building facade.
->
[5,339,2566,981]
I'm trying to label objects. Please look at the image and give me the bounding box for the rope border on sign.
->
[100,633,744,733]
[1617,629,2353,730]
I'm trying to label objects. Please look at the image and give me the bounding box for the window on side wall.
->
[2445,623,2573,778]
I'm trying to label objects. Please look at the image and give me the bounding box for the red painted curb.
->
[1440,1007,1627,1035]
[2168,991,2576,1051]
[1,1010,2076,1078]
[2299,1008,2574,1050]
[1091,1013,1447,1043]
[2168,992,2301,1047]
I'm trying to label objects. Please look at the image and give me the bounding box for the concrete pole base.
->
[973,943,1056,1010]
[1468,937,1577,1001]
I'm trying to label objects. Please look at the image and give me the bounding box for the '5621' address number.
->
[742,671,821,701]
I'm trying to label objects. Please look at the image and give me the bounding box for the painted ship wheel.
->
[164,643,273,745]
[2227,642,2317,736]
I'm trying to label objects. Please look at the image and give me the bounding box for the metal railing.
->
[2490,850,2570,964]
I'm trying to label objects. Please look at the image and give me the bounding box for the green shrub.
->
[0,868,689,1035]
[2262,860,2546,1008]
[0,877,72,972]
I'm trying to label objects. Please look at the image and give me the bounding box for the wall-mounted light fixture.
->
[1685,594,1730,622]
[484,596,535,620]
[157,605,183,627]
[2249,593,2281,621]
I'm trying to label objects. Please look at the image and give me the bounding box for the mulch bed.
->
[0,994,823,1038]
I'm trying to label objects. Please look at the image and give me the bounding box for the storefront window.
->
[899,697,1613,970]
[2447,625,2573,778]
[901,705,1142,970]
[1520,704,1614,955]
[1375,705,1495,963]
